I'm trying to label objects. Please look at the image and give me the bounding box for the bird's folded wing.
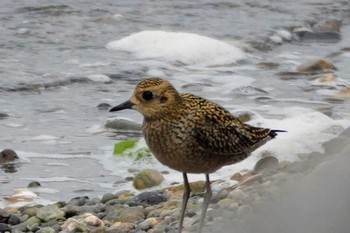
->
[194,123,272,155]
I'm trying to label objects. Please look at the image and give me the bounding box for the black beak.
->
[109,100,134,112]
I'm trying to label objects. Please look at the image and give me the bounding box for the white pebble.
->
[276,30,292,41]
[269,35,283,44]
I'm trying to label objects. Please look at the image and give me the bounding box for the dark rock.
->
[0,112,9,119]
[0,223,10,232]
[63,203,105,216]
[97,103,111,110]
[0,209,10,223]
[296,31,340,43]
[8,214,21,225]
[68,196,89,206]
[36,226,56,233]
[0,149,19,164]
[27,181,41,188]
[125,176,133,181]
[130,191,167,206]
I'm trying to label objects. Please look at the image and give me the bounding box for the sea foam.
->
[106,31,246,66]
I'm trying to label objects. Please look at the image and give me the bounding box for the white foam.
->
[106,31,246,66]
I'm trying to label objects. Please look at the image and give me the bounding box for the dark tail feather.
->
[269,129,287,138]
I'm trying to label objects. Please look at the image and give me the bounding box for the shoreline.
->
[1,127,349,233]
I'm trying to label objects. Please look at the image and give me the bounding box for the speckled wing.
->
[182,94,272,155]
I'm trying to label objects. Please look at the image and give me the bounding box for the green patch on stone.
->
[113,140,152,162]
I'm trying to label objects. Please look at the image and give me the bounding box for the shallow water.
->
[1,0,350,204]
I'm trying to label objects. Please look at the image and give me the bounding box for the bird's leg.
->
[197,174,212,233]
[178,172,191,233]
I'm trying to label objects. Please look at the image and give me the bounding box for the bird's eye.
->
[142,91,153,100]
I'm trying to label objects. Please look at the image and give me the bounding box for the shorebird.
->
[110,78,284,233]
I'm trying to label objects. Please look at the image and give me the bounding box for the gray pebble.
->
[0,223,11,232]
[8,214,21,225]
[101,193,117,204]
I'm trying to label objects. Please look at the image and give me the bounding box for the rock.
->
[239,174,262,186]
[257,62,279,70]
[167,180,206,193]
[237,205,252,219]
[63,203,105,216]
[36,205,65,222]
[61,213,105,233]
[36,227,56,233]
[0,149,19,164]
[22,216,41,227]
[276,30,292,41]
[296,31,340,43]
[336,86,350,97]
[104,206,144,223]
[105,117,142,131]
[297,59,336,73]
[27,181,41,188]
[323,136,350,154]
[269,35,283,44]
[97,103,111,110]
[101,193,117,204]
[130,191,167,206]
[228,189,247,202]
[0,112,9,119]
[109,222,135,231]
[254,156,279,174]
[137,218,159,231]
[7,214,21,225]
[3,189,38,203]
[22,206,40,217]
[319,73,335,82]
[67,196,89,206]
[0,209,10,223]
[217,198,235,208]
[230,171,254,183]
[133,169,164,190]
[0,223,10,232]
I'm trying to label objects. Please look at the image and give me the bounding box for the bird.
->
[109,78,284,233]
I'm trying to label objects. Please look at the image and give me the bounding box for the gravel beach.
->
[1,127,349,233]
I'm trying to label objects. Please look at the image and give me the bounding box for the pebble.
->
[0,149,19,164]
[27,181,41,188]
[254,156,279,174]
[133,169,164,190]
[105,117,142,131]
[8,214,21,225]
[101,193,117,204]
[228,189,247,202]
[0,223,11,232]
[36,205,65,223]
[36,226,56,233]
[131,191,167,206]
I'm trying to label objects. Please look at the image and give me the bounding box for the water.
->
[1,0,350,205]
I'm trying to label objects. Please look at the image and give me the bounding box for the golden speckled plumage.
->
[110,77,282,233]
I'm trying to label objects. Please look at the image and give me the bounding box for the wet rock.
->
[63,203,105,217]
[36,227,56,233]
[61,213,105,233]
[97,103,111,110]
[254,156,279,174]
[276,30,292,41]
[256,62,279,70]
[296,31,340,43]
[0,223,11,232]
[104,206,144,223]
[105,117,142,131]
[67,196,89,206]
[0,149,19,164]
[22,216,41,227]
[22,206,40,217]
[297,59,336,73]
[0,209,10,223]
[8,214,21,225]
[318,73,335,82]
[27,181,41,188]
[101,193,117,204]
[3,189,38,203]
[269,35,283,44]
[239,174,262,186]
[230,171,254,183]
[0,112,9,119]
[336,86,350,97]
[130,191,167,206]
[133,169,164,190]
[36,205,65,222]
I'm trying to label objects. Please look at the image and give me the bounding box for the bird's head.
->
[110,78,182,119]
